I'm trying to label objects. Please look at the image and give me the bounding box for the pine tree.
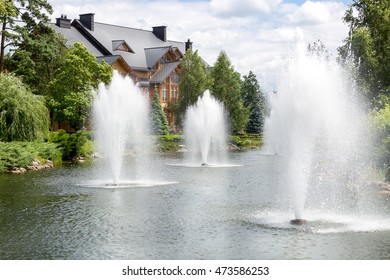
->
[241,71,267,134]
[151,85,169,135]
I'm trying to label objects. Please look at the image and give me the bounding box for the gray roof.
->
[150,61,180,84]
[53,19,185,72]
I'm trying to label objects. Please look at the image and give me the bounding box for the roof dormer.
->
[112,40,134,53]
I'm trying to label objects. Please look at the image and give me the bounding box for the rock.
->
[10,167,26,174]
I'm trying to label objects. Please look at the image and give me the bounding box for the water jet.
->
[263,39,372,222]
[184,91,228,166]
[93,71,151,186]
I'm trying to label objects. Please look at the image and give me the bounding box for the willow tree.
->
[0,73,49,141]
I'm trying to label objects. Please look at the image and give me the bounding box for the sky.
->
[49,0,353,89]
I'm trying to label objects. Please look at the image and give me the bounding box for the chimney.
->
[153,26,167,42]
[79,13,95,31]
[56,14,71,29]
[185,38,193,51]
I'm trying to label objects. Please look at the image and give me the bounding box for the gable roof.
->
[53,18,185,73]
[150,61,180,84]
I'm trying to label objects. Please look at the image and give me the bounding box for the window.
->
[171,86,177,101]
[162,85,167,102]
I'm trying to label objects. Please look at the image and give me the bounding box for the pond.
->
[0,150,389,259]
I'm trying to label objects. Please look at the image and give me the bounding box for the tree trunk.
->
[0,17,6,73]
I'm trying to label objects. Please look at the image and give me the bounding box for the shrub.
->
[48,129,94,160]
[0,141,61,172]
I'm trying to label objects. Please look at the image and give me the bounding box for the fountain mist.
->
[93,71,151,185]
[264,42,372,221]
[184,91,227,166]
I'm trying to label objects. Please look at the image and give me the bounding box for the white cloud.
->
[49,0,350,90]
[210,0,282,17]
[287,1,344,25]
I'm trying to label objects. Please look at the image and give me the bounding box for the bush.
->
[155,134,183,152]
[228,134,262,149]
[48,129,94,160]
[0,141,62,172]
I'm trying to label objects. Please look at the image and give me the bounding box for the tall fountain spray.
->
[93,71,150,185]
[184,91,227,166]
[264,41,370,224]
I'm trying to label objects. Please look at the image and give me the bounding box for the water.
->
[263,42,372,221]
[1,150,389,260]
[93,72,151,185]
[184,91,228,166]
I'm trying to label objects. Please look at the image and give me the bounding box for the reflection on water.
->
[0,150,389,259]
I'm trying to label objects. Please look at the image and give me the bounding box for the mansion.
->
[53,13,192,128]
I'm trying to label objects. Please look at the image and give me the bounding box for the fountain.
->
[184,90,228,166]
[93,71,151,186]
[263,40,373,225]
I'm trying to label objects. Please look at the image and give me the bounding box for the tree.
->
[369,104,390,181]
[1,0,53,72]
[307,39,331,60]
[241,71,267,134]
[338,0,390,108]
[48,42,112,130]
[5,24,68,95]
[177,48,209,126]
[151,85,169,135]
[0,73,49,141]
[209,51,248,133]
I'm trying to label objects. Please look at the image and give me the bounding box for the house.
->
[52,13,193,128]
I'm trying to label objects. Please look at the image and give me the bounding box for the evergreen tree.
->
[5,24,68,95]
[177,48,209,126]
[48,42,112,130]
[151,85,169,135]
[241,71,267,134]
[1,0,53,72]
[209,51,248,134]
[0,73,49,141]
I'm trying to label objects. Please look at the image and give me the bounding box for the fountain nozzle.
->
[290,219,308,226]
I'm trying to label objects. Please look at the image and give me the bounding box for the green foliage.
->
[338,0,390,108]
[48,129,95,160]
[228,134,263,149]
[209,51,249,134]
[48,42,112,130]
[5,24,68,95]
[0,141,61,172]
[155,134,183,152]
[1,0,53,72]
[369,104,390,181]
[0,73,50,141]
[151,85,169,135]
[241,71,268,134]
[177,48,210,126]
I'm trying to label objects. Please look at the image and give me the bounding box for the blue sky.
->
[50,0,353,88]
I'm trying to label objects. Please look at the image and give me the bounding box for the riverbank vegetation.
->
[0,141,61,173]
[155,134,263,153]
